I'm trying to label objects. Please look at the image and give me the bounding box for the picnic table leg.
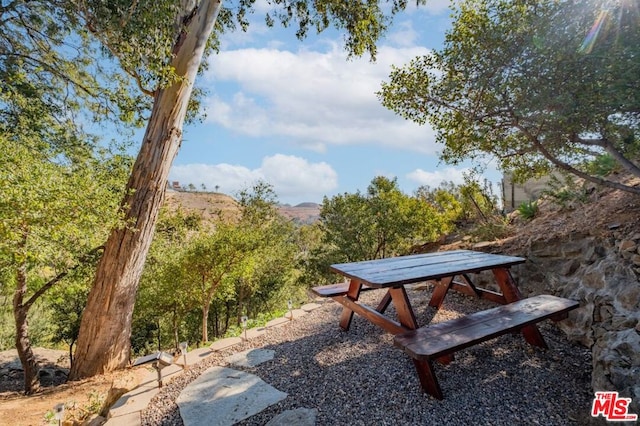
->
[376,291,392,313]
[428,276,454,308]
[413,359,443,400]
[338,279,363,331]
[388,287,418,330]
[492,268,548,349]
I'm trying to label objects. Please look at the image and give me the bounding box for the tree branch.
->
[517,126,640,195]
[73,3,155,97]
[23,245,105,309]
[575,136,640,177]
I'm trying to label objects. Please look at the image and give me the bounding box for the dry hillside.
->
[164,190,320,224]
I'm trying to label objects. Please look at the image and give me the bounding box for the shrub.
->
[517,201,538,220]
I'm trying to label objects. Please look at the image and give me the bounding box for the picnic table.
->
[312,249,578,399]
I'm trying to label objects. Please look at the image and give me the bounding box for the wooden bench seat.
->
[393,294,579,399]
[311,282,375,298]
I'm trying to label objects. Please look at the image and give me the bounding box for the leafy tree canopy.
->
[318,176,450,266]
[379,0,640,194]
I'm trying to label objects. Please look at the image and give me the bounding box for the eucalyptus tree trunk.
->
[69,0,222,379]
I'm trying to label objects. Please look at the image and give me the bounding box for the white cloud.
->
[170,154,337,202]
[202,44,437,154]
[406,166,471,188]
[388,20,420,47]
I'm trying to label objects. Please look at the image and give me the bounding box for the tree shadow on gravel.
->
[232,293,595,426]
[145,288,597,426]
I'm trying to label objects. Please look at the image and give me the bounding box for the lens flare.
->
[579,9,609,54]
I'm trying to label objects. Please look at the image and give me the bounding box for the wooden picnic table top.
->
[330,250,525,288]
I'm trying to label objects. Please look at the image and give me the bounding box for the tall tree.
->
[0,136,130,394]
[379,0,640,193]
[67,0,426,378]
[182,223,252,343]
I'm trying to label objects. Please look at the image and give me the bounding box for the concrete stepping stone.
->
[288,308,308,319]
[177,366,287,426]
[265,408,317,426]
[265,317,290,328]
[226,348,275,368]
[209,337,242,351]
[242,326,266,340]
[300,302,321,312]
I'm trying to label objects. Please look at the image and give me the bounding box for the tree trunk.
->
[201,304,209,343]
[69,0,222,380]
[13,261,40,394]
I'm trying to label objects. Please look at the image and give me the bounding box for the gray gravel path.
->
[141,288,597,426]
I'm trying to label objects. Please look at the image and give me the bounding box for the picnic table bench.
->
[393,294,579,398]
[313,250,579,399]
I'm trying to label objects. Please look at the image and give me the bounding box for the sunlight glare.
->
[579,9,608,54]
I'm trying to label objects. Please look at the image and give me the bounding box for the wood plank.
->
[333,296,409,335]
[311,282,374,297]
[394,295,578,360]
[396,294,571,346]
[428,277,454,308]
[449,282,507,305]
[331,251,525,288]
[338,280,363,331]
[388,287,418,330]
[492,268,547,347]
[413,359,443,400]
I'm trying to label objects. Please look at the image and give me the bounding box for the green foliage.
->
[314,176,450,276]
[542,174,591,210]
[517,201,538,220]
[0,1,146,135]
[379,0,640,194]
[468,219,512,242]
[135,182,299,349]
[47,262,98,361]
[416,175,499,225]
[586,154,618,177]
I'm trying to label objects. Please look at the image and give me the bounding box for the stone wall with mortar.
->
[495,228,640,415]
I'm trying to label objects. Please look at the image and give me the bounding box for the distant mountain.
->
[278,202,320,224]
[164,191,320,224]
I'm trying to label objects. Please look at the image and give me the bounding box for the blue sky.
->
[168,0,501,205]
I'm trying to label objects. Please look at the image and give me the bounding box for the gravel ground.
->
[141,287,599,426]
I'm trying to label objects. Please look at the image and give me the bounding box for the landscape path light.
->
[288,299,293,320]
[53,403,65,426]
[179,341,188,368]
[133,351,174,387]
[241,315,248,340]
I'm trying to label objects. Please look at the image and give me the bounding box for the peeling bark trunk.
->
[70,0,222,380]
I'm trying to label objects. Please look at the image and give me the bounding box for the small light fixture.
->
[287,300,293,320]
[54,403,65,426]
[179,341,188,368]
[241,315,248,340]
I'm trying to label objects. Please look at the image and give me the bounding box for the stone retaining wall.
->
[502,229,640,415]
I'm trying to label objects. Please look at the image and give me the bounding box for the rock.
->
[619,240,637,252]
[226,349,276,368]
[265,408,317,426]
[177,366,287,426]
[617,285,640,311]
[504,228,640,409]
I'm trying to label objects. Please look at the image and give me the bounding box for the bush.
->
[587,154,617,177]
[542,174,590,210]
[517,201,538,220]
[469,218,512,242]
